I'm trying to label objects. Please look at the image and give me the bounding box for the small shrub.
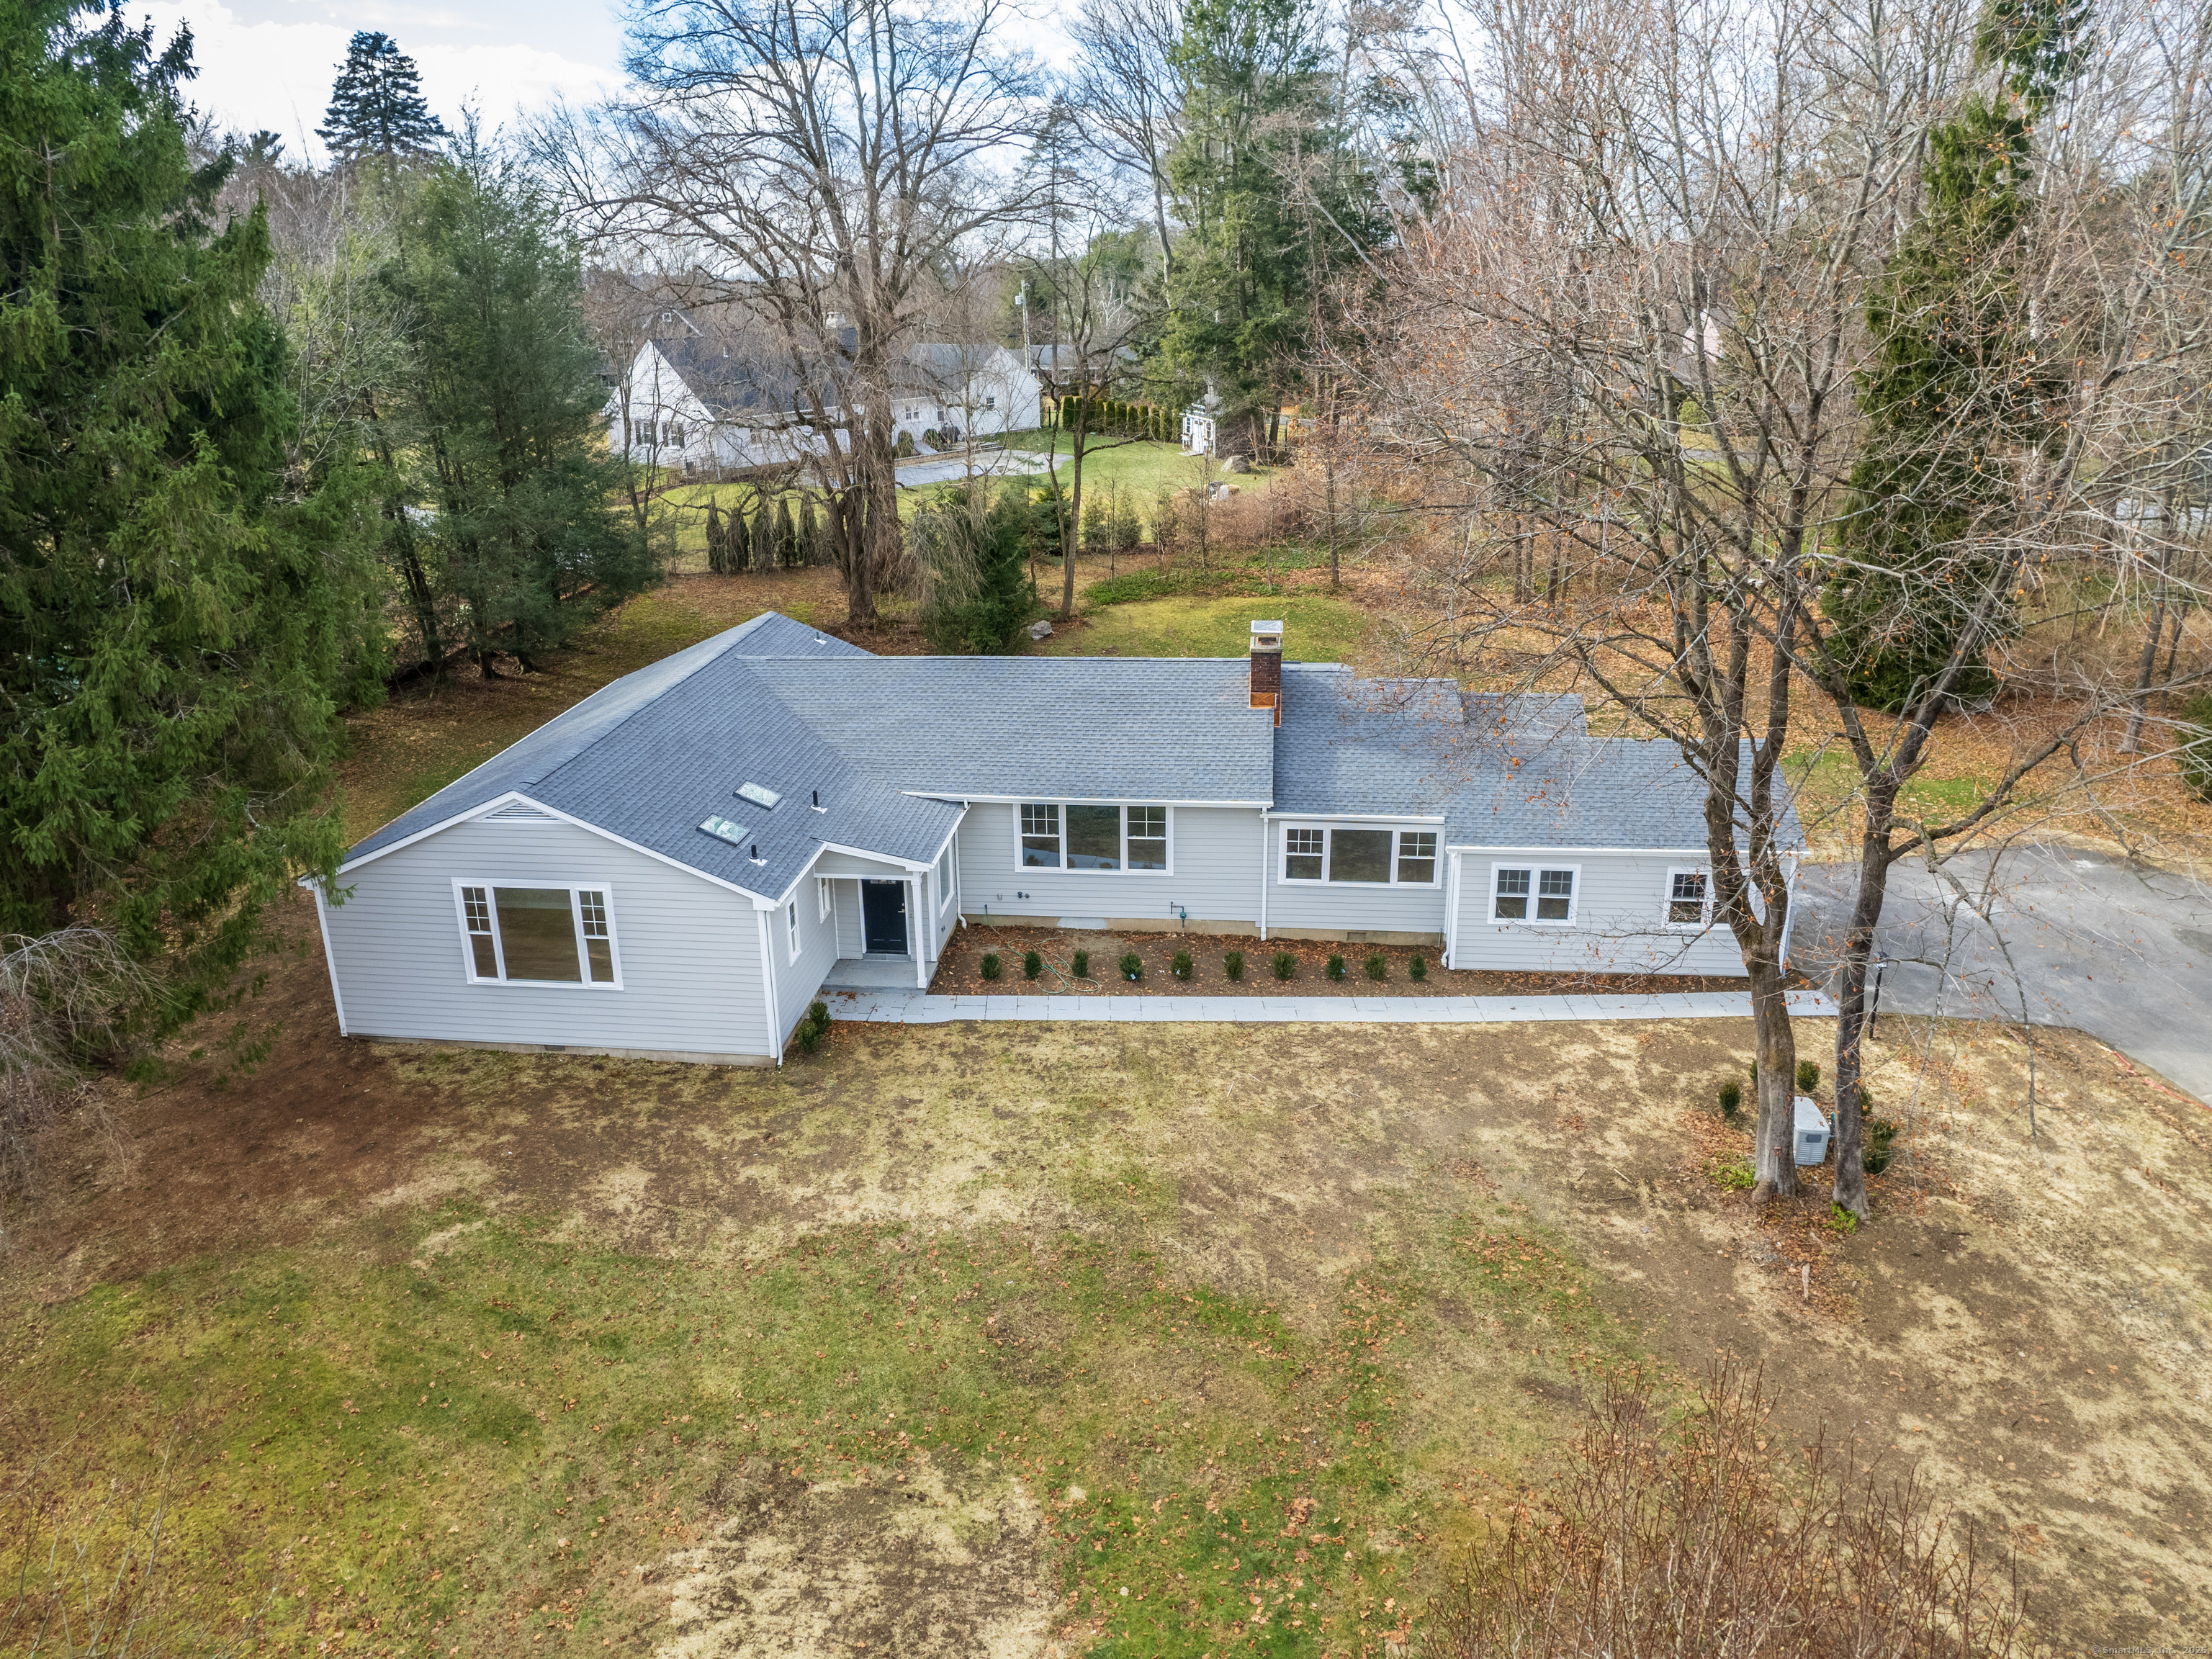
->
[1071,949,1090,979]
[1748,1059,1758,1085]
[1827,1202,1860,1235]
[1717,1080,1743,1119]
[794,1021,822,1055]
[1271,950,1295,981]
[1796,1059,1821,1093]
[979,952,1002,981]
[1022,950,1042,981]
[1119,951,1142,981]
[1223,950,1244,981]
[1864,1113,1899,1175]
[807,999,829,1030]
[1170,950,1193,980]
[1326,954,1346,981]
[1408,954,1426,981]
[1712,1157,1755,1190]
[1363,953,1387,981]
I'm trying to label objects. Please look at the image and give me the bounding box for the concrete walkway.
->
[823,986,1838,1025]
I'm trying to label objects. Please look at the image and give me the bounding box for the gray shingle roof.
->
[344,616,1797,901]
[343,615,1273,902]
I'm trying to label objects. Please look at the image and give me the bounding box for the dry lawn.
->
[2,903,2207,1656]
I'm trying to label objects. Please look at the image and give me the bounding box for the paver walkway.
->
[823,986,1838,1025]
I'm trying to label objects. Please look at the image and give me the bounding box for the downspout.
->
[1257,809,1270,940]
[757,904,783,1065]
[1778,852,1802,973]
[913,877,925,988]
[1445,850,1462,971]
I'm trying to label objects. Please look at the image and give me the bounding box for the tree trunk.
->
[1325,448,1339,588]
[1060,404,1089,620]
[1829,784,1898,1220]
[2119,593,2167,752]
[1747,950,1800,1200]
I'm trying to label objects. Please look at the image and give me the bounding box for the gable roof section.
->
[346,611,866,873]
[342,618,1272,900]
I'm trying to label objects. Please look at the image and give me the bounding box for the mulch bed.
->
[930,925,1764,998]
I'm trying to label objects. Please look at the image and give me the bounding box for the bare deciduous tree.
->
[533,0,1044,628]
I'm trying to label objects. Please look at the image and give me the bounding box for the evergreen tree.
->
[1156,0,1389,456]
[1,2,383,994]
[1823,0,2090,711]
[775,497,800,568]
[799,493,823,566]
[318,31,447,166]
[914,486,1035,652]
[731,504,754,572]
[382,145,654,674]
[704,498,727,575]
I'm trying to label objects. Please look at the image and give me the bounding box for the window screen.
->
[1537,869,1576,920]
[1494,868,1531,920]
[1669,871,1709,924]
[1284,828,1324,881]
[1126,806,1168,870]
[1329,829,1393,884]
[1397,831,1438,885]
[1020,804,1061,867]
[494,887,583,981]
[1066,804,1121,870]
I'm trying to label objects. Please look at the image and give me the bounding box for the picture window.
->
[457,884,619,986]
[1280,825,1442,886]
[1016,804,1172,873]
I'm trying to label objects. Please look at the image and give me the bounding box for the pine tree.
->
[318,31,447,166]
[1823,0,2090,711]
[2,2,384,993]
[732,505,754,572]
[381,143,654,674]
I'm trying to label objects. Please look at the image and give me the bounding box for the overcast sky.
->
[130,0,1077,163]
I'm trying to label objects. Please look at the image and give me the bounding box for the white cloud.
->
[127,0,618,160]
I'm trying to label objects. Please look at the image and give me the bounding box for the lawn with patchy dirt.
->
[4,901,2208,1656]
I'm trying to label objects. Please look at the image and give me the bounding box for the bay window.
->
[1015,804,1172,873]
[1277,824,1443,886]
[455,882,621,986]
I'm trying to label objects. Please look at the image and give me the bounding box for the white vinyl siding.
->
[323,817,771,1058]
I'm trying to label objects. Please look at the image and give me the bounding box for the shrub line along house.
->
[311,615,1803,1065]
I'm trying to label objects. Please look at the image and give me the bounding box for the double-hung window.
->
[1491,865,1578,925]
[787,897,802,962]
[456,883,620,986]
[1015,804,1172,873]
[817,876,834,923]
[1667,869,1712,927]
[1277,825,1442,886]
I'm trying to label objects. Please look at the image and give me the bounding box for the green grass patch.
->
[0,1196,1628,1654]
[1036,593,1372,665]
[1782,748,2000,829]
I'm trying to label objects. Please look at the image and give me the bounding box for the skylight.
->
[699,815,749,846]
[736,781,781,809]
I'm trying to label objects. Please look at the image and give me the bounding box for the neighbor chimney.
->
[1249,621,1283,724]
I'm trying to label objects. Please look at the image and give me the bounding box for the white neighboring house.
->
[606,323,1041,478]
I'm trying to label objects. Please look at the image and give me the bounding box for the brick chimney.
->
[1249,621,1283,724]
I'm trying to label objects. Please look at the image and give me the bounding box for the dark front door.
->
[861,880,908,955]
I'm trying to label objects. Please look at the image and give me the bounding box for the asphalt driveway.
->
[1791,847,2212,1105]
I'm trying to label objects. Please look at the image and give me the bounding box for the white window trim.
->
[451,879,624,989]
[1488,861,1581,927]
[1274,822,1444,889]
[1010,801,1174,876]
[936,847,956,912]
[786,896,802,963]
[817,876,834,923]
[1665,866,1715,930]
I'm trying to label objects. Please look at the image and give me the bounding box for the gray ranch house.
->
[310,613,1800,1064]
